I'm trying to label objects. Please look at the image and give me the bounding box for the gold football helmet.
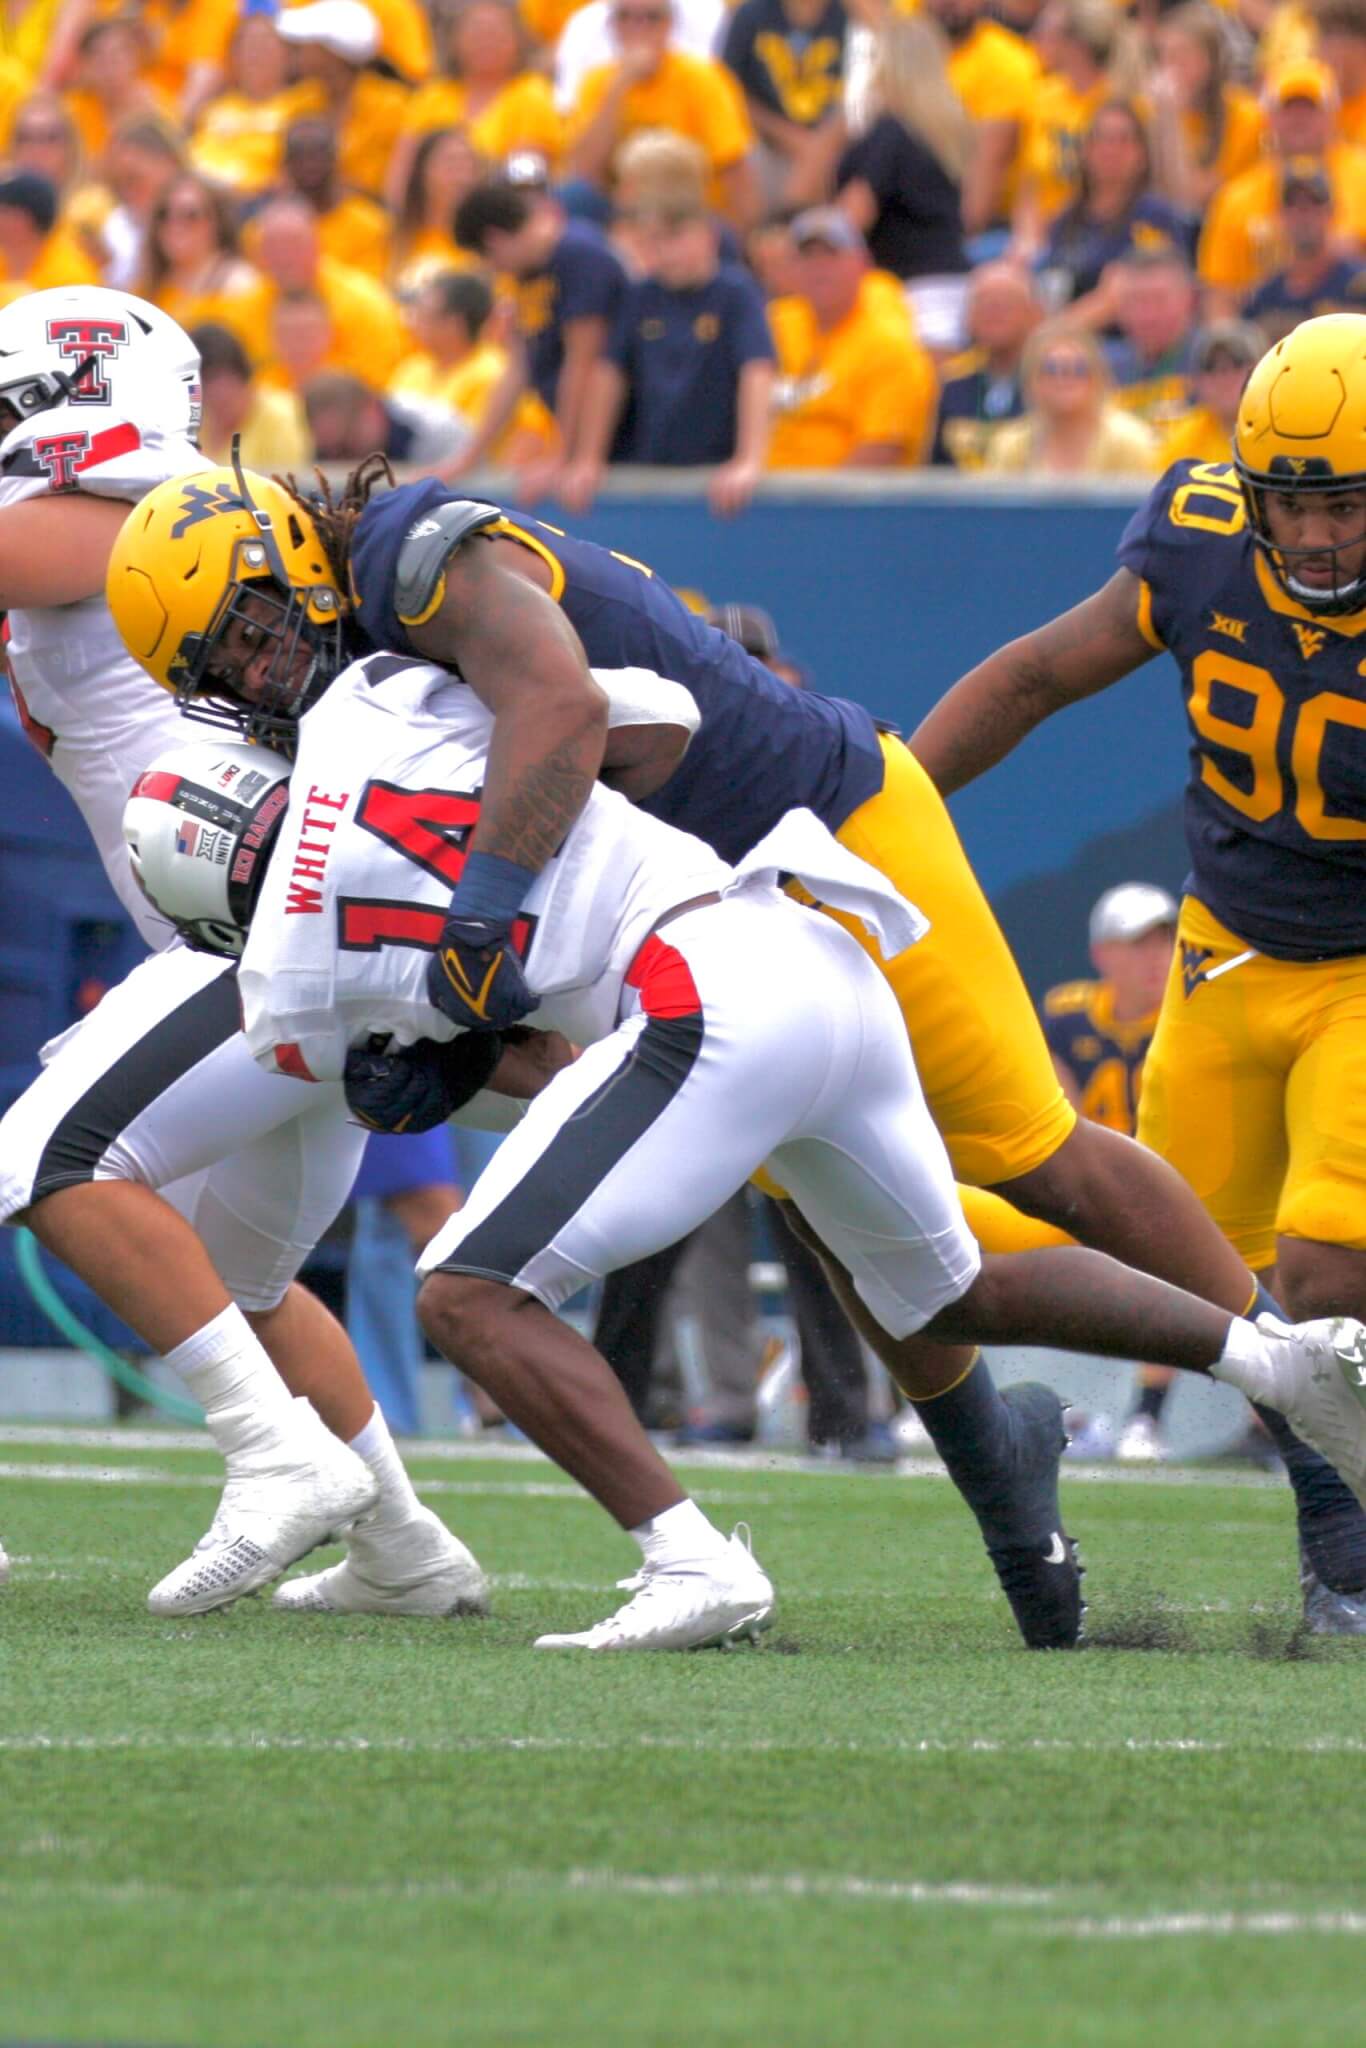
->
[107,458,345,743]
[1234,312,1366,614]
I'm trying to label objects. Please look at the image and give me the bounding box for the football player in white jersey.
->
[119,637,1366,1651]
[0,288,488,1617]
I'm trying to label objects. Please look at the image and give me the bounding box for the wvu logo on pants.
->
[1181,942,1215,998]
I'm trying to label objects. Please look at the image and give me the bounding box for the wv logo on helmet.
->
[170,481,246,540]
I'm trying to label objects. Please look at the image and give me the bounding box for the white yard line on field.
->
[5,1731,1366,1757]
[0,1422,1285,1489]
[1045,1910,1366,1939]
[0,1867,1054,1910]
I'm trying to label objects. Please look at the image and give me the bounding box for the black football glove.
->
[343,1032,504,1134]
[426,912,536,1033]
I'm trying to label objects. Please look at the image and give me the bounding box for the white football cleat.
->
[272,1505,488,1616]
[1259,1314,1366,1506]
[535,1527,774,1651]
[1115,1413,1165,1464]
[147,1401,378,1617]
[0,1533,9,1586]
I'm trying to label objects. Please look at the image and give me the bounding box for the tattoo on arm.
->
[411,537,609,875]
[476,723,601,870]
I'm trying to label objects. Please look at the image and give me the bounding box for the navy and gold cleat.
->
[986,1383,1085,1650]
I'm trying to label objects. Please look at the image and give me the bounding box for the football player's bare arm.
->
[0,494,128,608]
[490,1026,578,1097]
[910,568,1156,797]
[408,536,608,875]
[598,718,693,800]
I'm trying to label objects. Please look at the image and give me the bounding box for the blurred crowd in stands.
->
[0,0,1361,497]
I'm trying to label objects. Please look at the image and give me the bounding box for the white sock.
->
[165,1304,296,1458]
[630,1497,731,1572]
[1210,1317,1281,1409]
[347,1404,423,1531]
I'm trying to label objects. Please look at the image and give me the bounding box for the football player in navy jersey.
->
[915,312,1366,1630]
[105,403,1366,1639]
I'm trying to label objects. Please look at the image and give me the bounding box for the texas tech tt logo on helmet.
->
[31,427,92,489]
[45,317,127,404]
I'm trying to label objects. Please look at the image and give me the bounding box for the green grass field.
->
[3,1425,1366,2048]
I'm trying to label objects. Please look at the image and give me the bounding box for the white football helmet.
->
[0,286,201,443]
[123,740,291,956]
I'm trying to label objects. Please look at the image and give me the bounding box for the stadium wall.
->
[567,473,1188,993]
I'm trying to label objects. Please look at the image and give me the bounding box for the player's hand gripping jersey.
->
[237,652,925,1083]
[1,387,205,946]
[1119,459,1366,960]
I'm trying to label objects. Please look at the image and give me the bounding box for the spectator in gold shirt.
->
[766,205,937,468]
[140,169,260,355]
[275,0,409,200]
[1199,58,1366,310]
[192,319,313,470]
[63,13,170,173]
[1155,319,1263,467]
[1012,0,1142,260]
[1315,0,1366,145]
[389,0,562,204]
[96,114,185,292]
[247,193,407,385]
[390,126,483,298]
[0,166,98,296]
[1148,3,1265,214]
[567,0,760,228]
[264,112,392,279]
[388,268,557,463]
[923,0,1041,234]
[190,10,316,197]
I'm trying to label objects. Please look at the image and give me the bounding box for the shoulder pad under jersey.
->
[393,497,503,629]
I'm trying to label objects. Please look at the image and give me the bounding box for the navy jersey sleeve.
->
[720,267,775,366]
[1116,459,1242,649]
[556,226,627,327]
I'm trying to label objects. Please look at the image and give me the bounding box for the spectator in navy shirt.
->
[1101,246,1199,434]
[1243,158,1366,341]
[721,0,847,211]
[561,198,775,513]
[932,260,1040,466]
[1038,100,1195,320]
[835,14,971,351]
[446,176,627,490]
